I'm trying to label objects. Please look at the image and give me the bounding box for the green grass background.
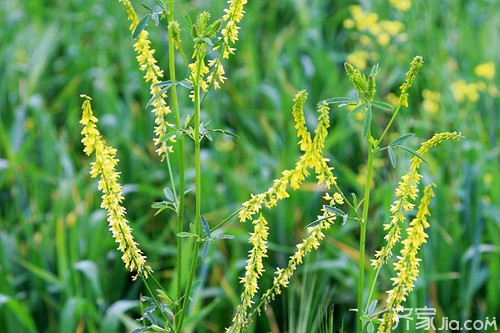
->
[1,0,499,332]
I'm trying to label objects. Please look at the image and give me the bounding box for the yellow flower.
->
[346,51,369,71]
[80,95,151,280]
[390,0,412,12]
[422,89,440,115]
[379,20,405,36]
[221,0,248,58]
[119,0,173,159]
[378,184,435,333]
[474,61,495,80]
[399,56,424,106]
[450,79,481,103]
[376,32,391,47]
[343,18,355,29]
[373,132,462,269]
[229,91,338,330]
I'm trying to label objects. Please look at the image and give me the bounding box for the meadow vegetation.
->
[1,0,499,332]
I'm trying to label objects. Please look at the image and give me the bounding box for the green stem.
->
[175,54,203,332]
[365,265,382,314]
[358,130,375,333]
[378,102,402,144]
[167,0,186,315]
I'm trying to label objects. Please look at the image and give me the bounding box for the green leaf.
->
[359,315,370,322]
[177,232,196,238]
[390,133,415,146]
[154,0,168,11]
[324,205,348,225]
[179,80,193,89]
[388,145,396,168]
[348,102,367,116]
[153,80,175,88]
[156,289,174,302]
[213,234,235,240]
[367,299,378,316]
[362,105,372,138]
[367,321,375,333]
[371,100,393,111]
[146,82,175,107]
[163,187,175,202]
[201,215,210,238]
[199,123,213,141]
[141,3,154,12]
[324,205,345,216]
[151,202,167,209]
[370,63,380,77]
[133,14,150,39]
[202,241,210,260]
[396,145,430,166]
[321,96,355,106]
[209,128,239,138]
[182,11,193,27]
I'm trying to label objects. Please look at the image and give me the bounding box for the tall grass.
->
[1,0,499,332]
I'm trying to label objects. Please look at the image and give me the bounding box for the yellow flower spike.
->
[221,0,248,58]
[119,0,172,159]
[410,131,464,171]
[291,90,311,151]
[378,184,436,333]
[312,101,331,153]
[373,131,463,268]
[79,96,152,280]
[230,91,338,330]
[230,214,269,332]
[399,56,424,106]
[168,20,182,49]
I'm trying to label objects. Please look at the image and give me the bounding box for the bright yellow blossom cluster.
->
[230,214,269,332]
[80,95,151,280]
[389,0,412,12]
[221,0,248,58]
[399,55,424,107]
[229,90,338,331]
[119,0,173,159]
[373,131,462,268]
[421,89,441,115]
[378,184,435,332]
[373,132,463,331]
[343,5,407,70]
[474,61,495,80]
[450,61,498,103]
[238,91,337,222]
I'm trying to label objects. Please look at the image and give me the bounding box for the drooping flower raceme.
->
[80,95,151,280]
[119,0,173,159]
[228,91,338,331]
[373,131,463,332]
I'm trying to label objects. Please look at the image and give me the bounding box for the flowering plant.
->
[79,1,461,332]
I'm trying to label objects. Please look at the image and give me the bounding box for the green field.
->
[1,0,499,332]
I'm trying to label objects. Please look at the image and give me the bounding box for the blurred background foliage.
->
[1,0,499,332]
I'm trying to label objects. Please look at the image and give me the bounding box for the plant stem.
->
[358,130,375,333]
[175,54,203,332]
[167,0,186,315]
[378,103,402,144]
